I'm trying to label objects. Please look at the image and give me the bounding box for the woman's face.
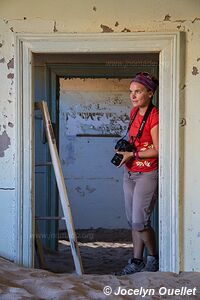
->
[129,82,153,108]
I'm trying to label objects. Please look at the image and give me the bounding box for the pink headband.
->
[131,73,158,93]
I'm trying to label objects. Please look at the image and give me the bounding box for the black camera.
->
[111,138,134,166]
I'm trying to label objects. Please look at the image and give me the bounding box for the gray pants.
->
[123,168,158,231]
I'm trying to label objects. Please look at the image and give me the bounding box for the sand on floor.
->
[0,257,199,300]
[0,238,200,300]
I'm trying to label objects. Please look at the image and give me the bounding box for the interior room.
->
[33,53,159,274]
[2,1,200,297]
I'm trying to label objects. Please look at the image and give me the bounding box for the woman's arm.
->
[116,124,159,167]
[138,124,159,158]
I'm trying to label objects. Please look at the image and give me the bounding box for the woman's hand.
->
[116,151,134,168]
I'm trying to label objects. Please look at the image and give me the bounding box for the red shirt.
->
[125,106,159,172]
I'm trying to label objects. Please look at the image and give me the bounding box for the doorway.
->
[33,53,159,273]
[16,32,182,272]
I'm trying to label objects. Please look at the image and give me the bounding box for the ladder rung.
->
[36,216,66,220]
[35,162,52,167]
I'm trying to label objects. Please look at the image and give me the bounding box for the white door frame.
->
[15,32,184,272]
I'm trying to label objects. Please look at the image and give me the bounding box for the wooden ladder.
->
[34,101,84,275]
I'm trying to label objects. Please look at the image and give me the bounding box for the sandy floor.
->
[39,229,133,275]
[44,240,133,275]
[0,230,199,299]
[0,257,200,299]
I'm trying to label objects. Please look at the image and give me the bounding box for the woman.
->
[116,72,159,275]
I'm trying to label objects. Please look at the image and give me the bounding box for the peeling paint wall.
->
[1,0,200,270]
[0,20,15,260]
[59,78,131,229]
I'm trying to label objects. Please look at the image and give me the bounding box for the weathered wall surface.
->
[59,78,131,229]
[0,0,200,270]
[0,20,15,260]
